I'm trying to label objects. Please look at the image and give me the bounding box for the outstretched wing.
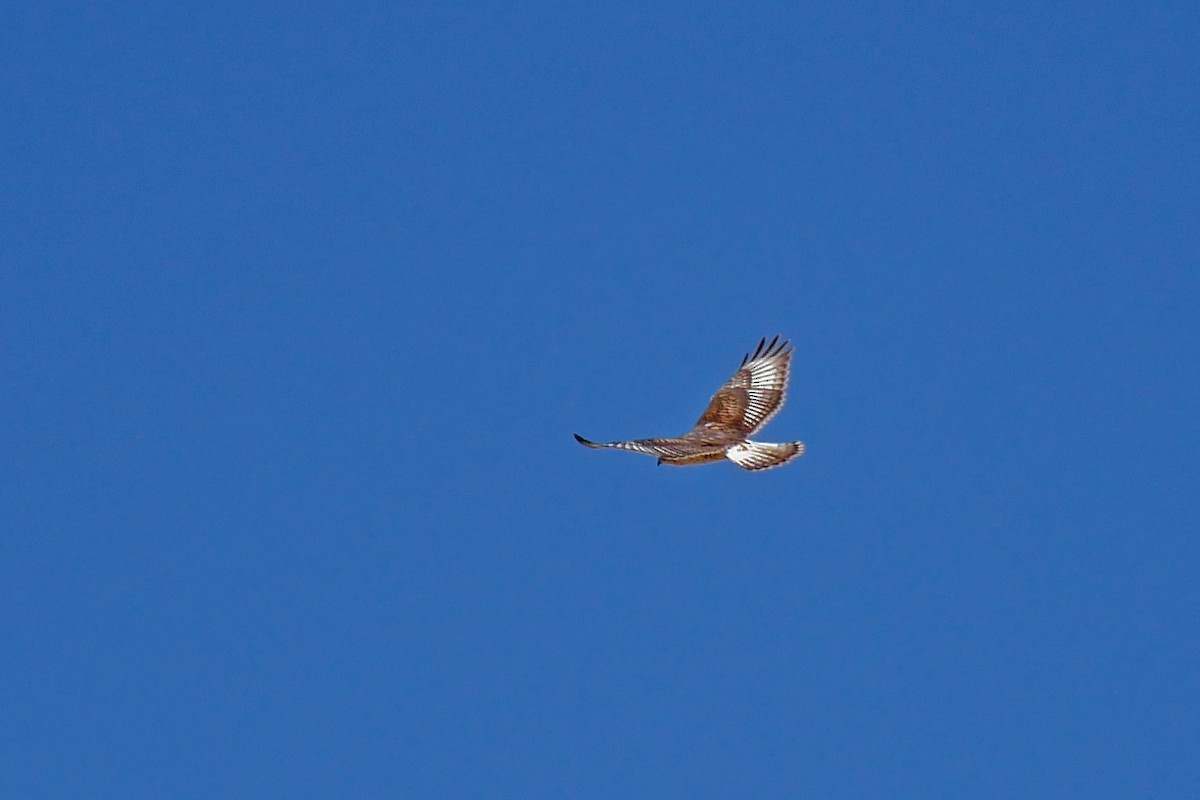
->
[692,335,794,436]
[573,433,712,460]
[725,441,805,471]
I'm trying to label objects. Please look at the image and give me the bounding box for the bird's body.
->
[574,335,805,471]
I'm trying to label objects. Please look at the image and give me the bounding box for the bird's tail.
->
[725,440,805,471]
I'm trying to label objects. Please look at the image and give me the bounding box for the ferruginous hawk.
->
[574,335,805,471]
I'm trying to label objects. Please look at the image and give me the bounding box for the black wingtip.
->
[746,334,793,362]
[574,433,601,448]
[742,336,765,366]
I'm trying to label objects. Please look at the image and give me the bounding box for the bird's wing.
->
[691,335,794,436]
[725,441,805,471]
[573,433,709,459]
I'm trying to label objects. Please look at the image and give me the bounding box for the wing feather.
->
[574,434,709,459]
[692,335,794,436]
[726,441,806,471]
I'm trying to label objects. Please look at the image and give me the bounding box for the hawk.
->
[574,335,806,471]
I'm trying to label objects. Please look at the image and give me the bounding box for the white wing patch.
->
[725,440,805,471]
[743,354,790,433]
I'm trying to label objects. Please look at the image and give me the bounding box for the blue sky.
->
[3,2,1198,796]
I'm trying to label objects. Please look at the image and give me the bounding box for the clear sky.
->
[3,2,1198,797]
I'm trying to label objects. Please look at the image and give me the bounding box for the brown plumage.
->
[574,335,806,471]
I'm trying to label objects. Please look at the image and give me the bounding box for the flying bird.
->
[574,335,805,471]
